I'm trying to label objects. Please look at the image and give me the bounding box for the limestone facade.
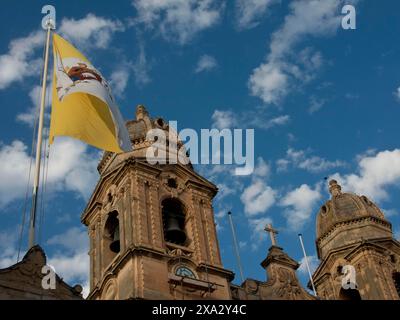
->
[312,180,400,300]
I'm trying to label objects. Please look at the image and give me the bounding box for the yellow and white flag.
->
[49,34,132,153]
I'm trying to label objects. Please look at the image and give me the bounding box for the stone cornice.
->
[87,244,234,299]
[312,236,397,282]
[316,216,392,246]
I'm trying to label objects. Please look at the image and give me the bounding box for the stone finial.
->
[329,179,342,197]
[136,105,149,120]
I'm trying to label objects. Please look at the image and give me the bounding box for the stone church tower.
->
[80,105,400,301]
[312,180,400,300]
[81,105,234,300]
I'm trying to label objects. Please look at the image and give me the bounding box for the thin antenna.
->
[298,233,317,296]
[227,211,245,284]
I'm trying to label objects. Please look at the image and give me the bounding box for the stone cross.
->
[264,223,279,246]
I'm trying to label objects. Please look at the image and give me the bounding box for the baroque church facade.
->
[79,105,400,300]
[1,105,399,300]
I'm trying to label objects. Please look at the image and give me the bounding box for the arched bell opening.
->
[161,198,187,246]
[103,211,120,267]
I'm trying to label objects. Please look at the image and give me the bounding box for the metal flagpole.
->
[28,20,53,248]
[298,233,317,296]
[227,212,245,284]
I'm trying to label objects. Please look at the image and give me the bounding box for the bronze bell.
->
[165,213,186,244]
[110,227,120,253]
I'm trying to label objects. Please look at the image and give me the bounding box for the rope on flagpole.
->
[28,21,53,249]
[38,138,49,243]
[38,85,52,244]
[16,30,48,262]
[38,140,46,243]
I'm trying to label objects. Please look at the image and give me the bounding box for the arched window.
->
[393,272,400,298]
[339,287,362,300]
[104,211,120,254]
[161,198,187,245]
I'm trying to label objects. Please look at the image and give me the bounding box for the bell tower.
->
[81,105,234,300]
[312,180,400,300]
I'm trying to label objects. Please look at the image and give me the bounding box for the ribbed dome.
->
[316,180,386,240]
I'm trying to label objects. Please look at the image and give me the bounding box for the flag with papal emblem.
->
[49,33,131,153]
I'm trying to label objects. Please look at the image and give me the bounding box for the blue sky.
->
[1,0,400,296]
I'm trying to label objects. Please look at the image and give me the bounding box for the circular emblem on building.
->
[175,266,196,279]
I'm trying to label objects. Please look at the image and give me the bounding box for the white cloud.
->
[248,216,273,251]
[16,85,52,127]
[200,156,278,253]
[215,222,223,232]
[394,87,400,102]
[262,115,290,129]
[110,68,130,98]
[59,14,124,49]
[198,163,244,208]
[280,183,322,230]
[241,180,276,216]
[0,138,99,209]
[47,227,90,297]
[213,209,230,232]
[298,254,319,275]
[132,44,151,86]
[345,93,359,100]
[132,0,223,44]
[249,62,288,104]
[48,249,89,297]
[16,111,37,127]
[235,0,277,30]
[395,229,400,241]
[211,108,290,130]
[47,138,100,199]
[199,162,233,178]
[217,183,236,200]
[239,241,247,249]
[382,208,398,218]
[276,158,290,172]
[49,250,89,283]
[110,44,151,94]
[0,13,123,91]
[277,148,345,173]
[331,149,400,202]
[298,156,344,173]
[249,216,273,234]
[0,31,43,89]
[270,115,290,126]
[0,229,18,268]
[308,95,326,114]
[253,157,270,178]
[56,214,72,224]
[0,141,32,208]
[249,49,324,104]
[47,227,88,253]
[215,210,227,220]
[195,54,218,73]
[248,0,346,104]
[268,1,342,61]
[211,110,237,129]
